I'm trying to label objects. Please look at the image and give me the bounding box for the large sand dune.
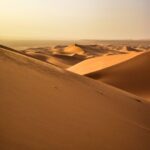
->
[86,51,150,100]
[0,48,150,150]
[68,52,142,75]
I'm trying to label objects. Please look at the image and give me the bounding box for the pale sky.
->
[0,0,149,40]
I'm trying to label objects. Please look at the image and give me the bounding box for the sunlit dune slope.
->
[68,52,142,75]
[86,51,150,100]
[0,48,150,150]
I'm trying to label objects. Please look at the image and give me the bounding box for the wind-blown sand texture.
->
[0,47,150,150]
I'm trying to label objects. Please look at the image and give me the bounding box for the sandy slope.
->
[0,48,150,150]
[68,52,142,75]
[86,51,150,100]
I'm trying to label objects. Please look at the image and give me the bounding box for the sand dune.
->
[77,44,123,55]
[0,48,150,150]
[52,43,125,58]
[63,44,85,55]
[68,52,142,75]
[23,48,85,69]
[86,51,150,100]
[22,44,141,70]
[120,46,142,52]
[51,44,86,56]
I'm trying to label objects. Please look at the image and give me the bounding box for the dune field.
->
[0,41,150,150]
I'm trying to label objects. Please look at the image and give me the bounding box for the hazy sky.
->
[0,0,149,40]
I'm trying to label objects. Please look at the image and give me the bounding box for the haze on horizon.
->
[0,0,149,40]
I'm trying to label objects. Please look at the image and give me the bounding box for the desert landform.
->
[0,40,150,150]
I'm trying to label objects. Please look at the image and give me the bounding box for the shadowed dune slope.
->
[86,51,150,100]
[0,48,150,150]
[24,52,80,69]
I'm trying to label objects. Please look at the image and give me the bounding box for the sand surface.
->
[23,45,87,69]
[0,48,150,150]
[68,52,142,75]
[86,51,150,100]
[24,51,83,69]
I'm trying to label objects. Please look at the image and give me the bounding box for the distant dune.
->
[120,46,143,52]
[86,51,150,100]
[52,43,125,58]
[51,44,86,56]
[23,44,88,68]
[0,48,150,150]
[68,52,142,75]
[63,44,85,55]
[24,51,83,68]
[19,43,147,70]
